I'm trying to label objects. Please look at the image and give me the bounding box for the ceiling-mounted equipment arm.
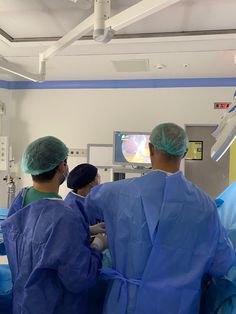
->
[40,0,183,61]
[211,92,236,161]
[39,14,94,61]
[0,0,183,82]
[0,14,94,82]
[93,0,114,43]
[0,57,46,82]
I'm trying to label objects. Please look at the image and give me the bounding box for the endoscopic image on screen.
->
[114,132,151,166]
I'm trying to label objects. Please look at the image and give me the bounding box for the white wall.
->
[3,86,234,201]
[0,88,14,208]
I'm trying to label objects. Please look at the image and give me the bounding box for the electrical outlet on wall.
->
[68,148,87,157]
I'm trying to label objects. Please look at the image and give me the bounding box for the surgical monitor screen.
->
[113,131,151,166]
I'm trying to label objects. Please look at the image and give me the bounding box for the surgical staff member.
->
[65,163,104,232]
[1,136,107,314]
[85,123,235,314]
[65,163,108,314]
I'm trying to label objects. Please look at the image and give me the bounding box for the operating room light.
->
[211,133,236,162]
[211,92,236,161]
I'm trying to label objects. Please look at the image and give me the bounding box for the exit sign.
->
[214,102,231,109]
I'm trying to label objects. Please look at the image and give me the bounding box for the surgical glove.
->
[90,222,106,235]
[91,233,108,252]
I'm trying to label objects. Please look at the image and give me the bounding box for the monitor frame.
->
[185,140,203,160]
[113,131,151,168]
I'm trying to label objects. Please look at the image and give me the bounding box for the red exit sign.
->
[214,102,231,109]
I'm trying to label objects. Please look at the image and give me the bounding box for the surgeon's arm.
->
[209,211,235,277]
[44,211,102,294]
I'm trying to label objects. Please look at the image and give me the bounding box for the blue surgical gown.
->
[201,181,236,314]
[64,191,88,223]
[2,189,102,314]
[64,190,109,314]
[84,186,104,225]
[85,170,235,314]
[0,265,12,314]
[217,181,236,246]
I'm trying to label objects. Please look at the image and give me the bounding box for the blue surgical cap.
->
[21,136,69,175]
[150,123,189,157]
[67,163,98,190]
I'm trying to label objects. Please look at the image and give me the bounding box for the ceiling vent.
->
[112,59,150,72]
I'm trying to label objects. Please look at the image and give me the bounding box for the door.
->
[185,125,229,198]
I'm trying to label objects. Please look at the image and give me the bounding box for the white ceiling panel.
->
[0,0,92,38]
[0,0,236,39]
[121,0,236,34]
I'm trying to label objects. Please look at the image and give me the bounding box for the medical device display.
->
[113,131,151,166]
[211,91,236,161]
[185,141,203,160]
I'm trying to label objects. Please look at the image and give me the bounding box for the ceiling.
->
[1,0,236,81]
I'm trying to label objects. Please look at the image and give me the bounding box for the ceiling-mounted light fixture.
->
[211,91,236,161]
[93,0,113,43]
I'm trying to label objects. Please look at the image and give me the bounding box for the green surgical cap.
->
[150,123,189,157]
[21,136,69,175]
